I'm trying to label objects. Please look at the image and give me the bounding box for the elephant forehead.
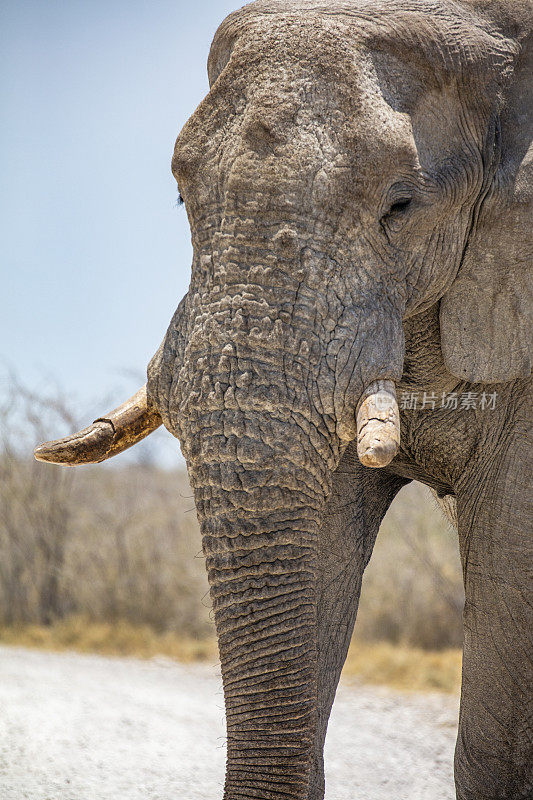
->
[214,17,353,78]
[211,0,517,96]
[205,6,428,156]
[205,13,417,150]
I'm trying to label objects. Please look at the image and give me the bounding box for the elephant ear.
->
[440,19,533,384]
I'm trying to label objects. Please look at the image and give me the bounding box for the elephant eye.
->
[380,196,413,232]
[386,197,412,218]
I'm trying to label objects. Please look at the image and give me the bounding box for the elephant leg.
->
[308,442,408,799]
[455,430,533,800]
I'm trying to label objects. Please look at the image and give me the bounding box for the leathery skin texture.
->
[145,1,531,798]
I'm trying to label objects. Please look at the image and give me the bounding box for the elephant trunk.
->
[205,464,322,797]
[183,393,332,799]
[173,268,403,795]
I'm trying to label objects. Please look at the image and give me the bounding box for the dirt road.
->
[0,646,458,799]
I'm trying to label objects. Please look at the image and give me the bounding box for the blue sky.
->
[1,0,241,460]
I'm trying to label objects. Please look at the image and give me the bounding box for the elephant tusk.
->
[356,380,400,468]
[34,384,162,466]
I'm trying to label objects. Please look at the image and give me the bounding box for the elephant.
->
[34,1,532,798]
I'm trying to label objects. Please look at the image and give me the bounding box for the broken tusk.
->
[356,380,400,468]
[34,384,162,466]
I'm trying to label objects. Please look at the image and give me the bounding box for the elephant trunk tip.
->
[34,384,162,466]
[356,380,400,469]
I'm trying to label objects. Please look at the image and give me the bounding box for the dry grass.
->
[344,639,462,694]
[0,617,218,663]
[0,618,461,693]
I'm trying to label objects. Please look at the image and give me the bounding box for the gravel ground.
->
[0,646,459,800]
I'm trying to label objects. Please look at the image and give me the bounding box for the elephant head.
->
[35,1,532,798]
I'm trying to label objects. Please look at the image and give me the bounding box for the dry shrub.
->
[0,379,211,639]
[0,458,212,637]
[62,465,211,635]
[356,482,464,650]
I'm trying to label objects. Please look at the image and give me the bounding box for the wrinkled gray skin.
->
[147,1,533,798]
